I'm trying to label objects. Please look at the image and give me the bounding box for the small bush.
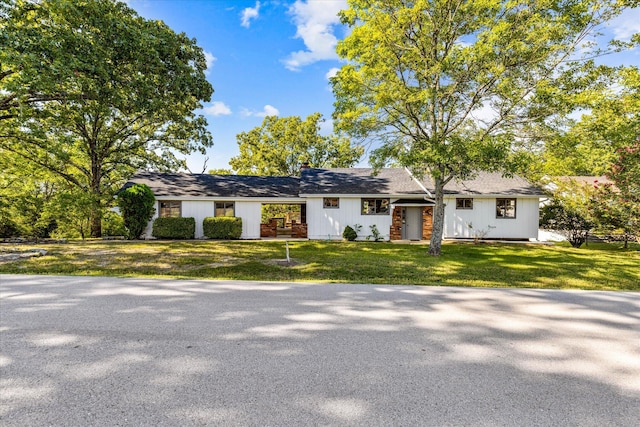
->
[343,225,358,241]
[203,217,242,239]
[152,217,195,239]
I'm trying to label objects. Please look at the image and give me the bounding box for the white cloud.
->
[241,104,280,117]
[203,101,232,116]
[283,0,347,71]
[257,104,279,117]
[607,8,640,41]
[325,67,340,80]
[241,1,260,28]
[203,51,216,75]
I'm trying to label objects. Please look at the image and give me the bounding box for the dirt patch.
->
[264,258,303,267]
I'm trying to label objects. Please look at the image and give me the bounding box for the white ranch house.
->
[123,168,543,241]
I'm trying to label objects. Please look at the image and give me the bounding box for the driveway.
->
[1,274,638,426]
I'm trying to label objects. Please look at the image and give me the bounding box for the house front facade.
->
[123,168,543,241]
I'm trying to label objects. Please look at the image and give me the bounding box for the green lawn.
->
[1,240,638,291]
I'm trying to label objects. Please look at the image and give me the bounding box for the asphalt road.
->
[1,274,639,426]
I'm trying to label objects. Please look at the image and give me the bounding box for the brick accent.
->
[390,207,403,240]
[422,206,433,240]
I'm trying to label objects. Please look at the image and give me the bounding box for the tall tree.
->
[538,66,640,177]
[230,112,363,176]
[0,0,213,237]
[332,0,636,255]
[590,142,640,246]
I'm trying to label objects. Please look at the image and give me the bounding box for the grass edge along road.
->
[0,240,638,291]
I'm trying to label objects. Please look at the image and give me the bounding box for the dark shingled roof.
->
[421,171,544,196]
[121,169,542,199]
[300,168,425,195]
[123,171,300,198]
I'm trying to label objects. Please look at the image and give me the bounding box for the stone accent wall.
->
[390,207,403,240]
[422,206,433,240]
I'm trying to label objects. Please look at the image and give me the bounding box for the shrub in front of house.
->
[152,217,195,239]
[343,225,358,241]
[116,183,155,239]
[203,217,242,239]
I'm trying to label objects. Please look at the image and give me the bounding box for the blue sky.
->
[127,1,640,173]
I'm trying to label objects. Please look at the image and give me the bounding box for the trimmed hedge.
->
[203,217,242,239]
[152,217,195,239]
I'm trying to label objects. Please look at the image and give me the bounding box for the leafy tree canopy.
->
[0,0,213,236]
[536,66,640,177]
[230,112,363,176]
[332,0,637,255]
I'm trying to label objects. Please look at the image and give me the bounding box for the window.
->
[159,201,181,218]
[323,198,339,209]
[456,198,473,209]
[215,202,235,217]
[496,198,516,218]
[361,198,390,215]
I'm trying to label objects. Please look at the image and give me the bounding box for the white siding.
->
[443,196,539,240]
[182,201,215,238]
[235,201,262,239]
[142,199,263,239]
[307,197,392,240]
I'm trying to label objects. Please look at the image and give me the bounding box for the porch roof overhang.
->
[391,198,436,206]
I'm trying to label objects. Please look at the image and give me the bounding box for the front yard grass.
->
[0,240,638,291]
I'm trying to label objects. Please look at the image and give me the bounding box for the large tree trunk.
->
[89,201,102,238]
[428,177,446,256]
[89,159,102,238]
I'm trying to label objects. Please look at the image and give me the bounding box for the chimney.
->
[300,162,310,171]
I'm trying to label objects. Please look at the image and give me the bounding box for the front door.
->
[402,207,422,240]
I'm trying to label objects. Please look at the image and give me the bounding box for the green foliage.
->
[0,215,20,238]
[1,0,213,237]
[536,67,640,178]
[366,224,383,242]
[342,225,358,241]
[332,0,632,255]
[203,217,242,240]
[45,188,95,239]
[116,184,155,239]
[540,202,593,248]
[207,169,234,175]
[152,217,195,239]
[102,211,127,237]
[230,113,363,176]
[589,143,640,246]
